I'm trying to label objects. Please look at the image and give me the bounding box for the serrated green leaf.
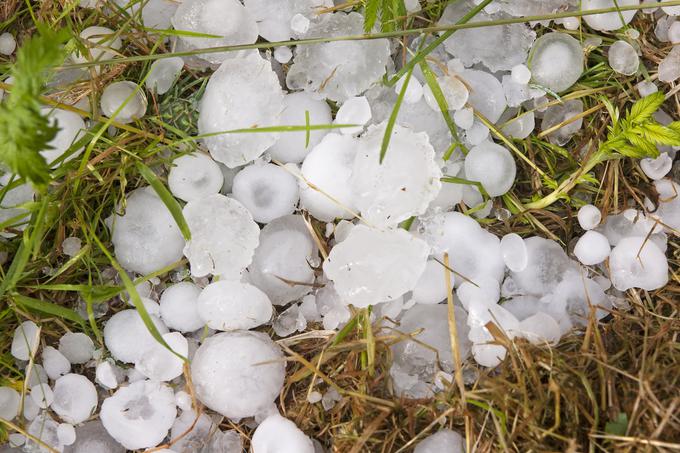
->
[364,0,380,33]
[624,132,659,158]
[629,92,665,125]
[638,123,680,146]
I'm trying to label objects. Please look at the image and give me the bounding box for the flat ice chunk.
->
[412,259,454,305]
[582,0,639,31]
[182,194,260,278]
[351,123,442,227]
[609,236,668,291]
[248,215,318,306]
[323,225,429,308]
[30,382,53,409]
[66,421,125,453]
[40,108,86,165]
[268,92,333,164]
[573,230,610,265]
[159,282,204,332]
[168,152,224,202]
[42,346,71,380]
[459,69,507,123]
[231,162,299,223]
[110,187,185,275]
[146,57,183,95]
[510,236,574,296]
[197,280,273,330]
[502,111,535,140]
[103,309,168,363]
[100,380,176,450]
[11,320,40,361]
[198,53,284,168]
[0,387,20,421]
[135,332,187,381]
[286,12,391,102]
[244,0,332,42]
[101,81,147,124]
[96,360,120,390]
[191,331,285,419]
[541,99,584,145]
[464,141,516,197]
[609,40,639,75]
[51,374,98,424]
[335,96,371,135]
[529,32,584,92]
[300,134,359,221]
[414,429,464,453]
[500,233,528,272]
[251,414,315,453]
[172,0,258,64]
[577,204,601,230]
[640,154,672,180]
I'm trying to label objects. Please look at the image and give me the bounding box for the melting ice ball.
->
[573,230,610,265]
[71,26,122,67]
[323,225,429,308]
[500,233,528,272]
[103,309,168,363]
[464,141,516,197]
[197,280,273,330]
[146,57,183,95]
[159,282,204,332]
[191,331,285,420]
[582,0,639,31]
[100,81,148,124]
[608,40,639,75]
[529,32,584,92]
[648,179,680,231]
[578,204,602,230]
[40,108,86,165]
[251,414,315,453]
[168,153,224,203]
[231,162,299,224]
[110,187,185,275]
[51,374,98,424]
[609,236,668,291]
[198,53,284,168]
[510,236,575,296]
[135,332,187,382]
[459,69,507,123]
[414,430,465,453]
[412,259,454,305]
[182,194,260,278]
[640,154,672,180]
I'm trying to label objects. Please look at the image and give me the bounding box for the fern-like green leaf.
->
[621,133,659,158]
[637,123,680,146]
[628,91,665,125]
[364,0,380,32]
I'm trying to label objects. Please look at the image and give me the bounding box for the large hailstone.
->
[582,0,639,31]
[286,12,391,102]
[323,225,429,308]
[458,69,507,123]
[464,141,516,197]
[135,332,188,381]
[299,133,359,222]
[351,123,442,228]
[100,380,176,450]
[414,430,465,453]
[231,162,299,224]
[529,32,584,93]
[191,331,285,420]
[197,280,273,330]
[243,0,333,42]
[182,194,260,278]
[159,282,204,332]
[609,236,668,291]
[248,215,319,306]
[198,53,284,168]
[251,414,315,453]
[40,108,86,165]
[167,153,224,202]
[103,309,168,363]
[50,374,98,424]
[109,187,185,275]
[171,0,258,64]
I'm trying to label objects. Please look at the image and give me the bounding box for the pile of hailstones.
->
[2,0,680,452]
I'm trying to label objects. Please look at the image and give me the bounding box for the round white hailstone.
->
[71,26,122,66]
[100,81,147,124]
[511,64,532,84]
[141,0,182,29]
[68,421,125,453]
[609,236,669,291]
[110,187,185,275]
[0,32,16,55]
[197,281,273,330]
[412,259,454,305]
[30,382,53,408]
[231,163,299,224]
[459,69,507,122]
[274,46,293,64]
[414,430,464,453]
[561,16,580,30]
[464,141,516,197]
[40,108,86,165]
[608,40,639,75]
[244,0,332,41]
[577,204,601,230]
[0,387,20,421]
[191,331,285,420]
[268,92,333,164]
[11,320,40,361]
[582,0,639,31]
[251,414,315,453]
[453,107,474,130]
[42,346,71,380]
[640,153,672,180]
[457,276,501,310]
[248,215,318,306]
[198,53,284,168]
[57,423,76,446]
[58,332,95,365]
[168,153,224,203]
[103,309,169,363]
[182,194,260,278]
[51,374,98,424]
[669,22,680,43]
[159,282,204,332]
[323,225,429,308]
[146,57,184,95]
[437,75,469,111]
[394,76,424,104]
[351,123,442,228]
[290,13,310,34]
[100,380,176,450]
[573,230,610,265]
[500,233,528,272]
[96,360,120,390]
[515,312,561,345]
[135,332,188,381]
[172,0,257,64]
[529,32,584,92]
[286,12,391,102]
[335,96,372,135]
[510,236,575,296]
[26,364,48,390]
[650,179,680,231]
[62,237,82,257]
[299,133,359,221]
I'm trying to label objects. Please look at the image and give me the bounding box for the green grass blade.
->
[379,61,416,163]
[13,294,86,329]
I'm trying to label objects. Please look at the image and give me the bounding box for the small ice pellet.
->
[636,80,658,97]
[175,390,192,411]
[168,153,224,203]
[500,233,528,272]
[57,423,76,446]
[290,13,310,35]
[274,46,292,64]
[30,383,53,409]
[573,230,611,265]
[608,40,639,76]
[577,204,601,230]
[59,332,95,364]
[100,81,148,124]
[640,153,672,180]
[146,57,184,95]
[394,76,424,104]
[335,96,372,135]
[0,32,17,55]
[95,361,119,389]
[561,16,580,30]
[62,237,82,257]
[307,391,322,403]
[511,64,531,85]
[404,0,420,13]
[453,107,474,130]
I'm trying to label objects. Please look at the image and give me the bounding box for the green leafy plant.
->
[0,25,69,189]
[363,0,407,33]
